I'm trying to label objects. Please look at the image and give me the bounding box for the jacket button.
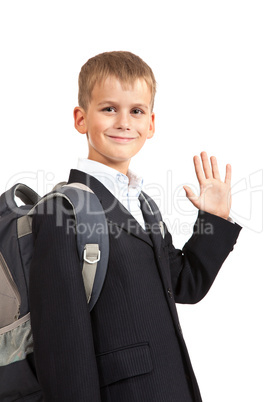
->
[167,288,173,298]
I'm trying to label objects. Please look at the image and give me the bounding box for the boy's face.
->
[74,77,155,174]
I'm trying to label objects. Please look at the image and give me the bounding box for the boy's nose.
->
[115,112,131,130]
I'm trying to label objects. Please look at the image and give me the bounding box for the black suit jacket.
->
[29,169,242,401]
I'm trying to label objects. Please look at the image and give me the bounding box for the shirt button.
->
[117,174,127,183]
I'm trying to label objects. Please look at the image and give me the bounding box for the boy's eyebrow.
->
[134,104,149,110]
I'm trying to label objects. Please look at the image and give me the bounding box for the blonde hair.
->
[78,51,156,111]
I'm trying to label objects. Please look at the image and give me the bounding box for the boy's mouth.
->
[106,135,137,143]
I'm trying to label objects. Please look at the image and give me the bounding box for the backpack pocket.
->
[0,252,21,328]
[0,313,39,401]
[0,312,33,367]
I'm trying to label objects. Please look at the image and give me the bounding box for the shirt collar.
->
[77,158,143,198]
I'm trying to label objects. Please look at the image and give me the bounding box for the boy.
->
[29,51,241,401]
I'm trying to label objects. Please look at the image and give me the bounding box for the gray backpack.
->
[0,182,109,401]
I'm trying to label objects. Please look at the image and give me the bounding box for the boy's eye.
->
[132,108,144,115]
[101,106,144,115]
[103,106,116,112]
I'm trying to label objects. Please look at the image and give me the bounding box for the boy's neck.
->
[87,155,130,176]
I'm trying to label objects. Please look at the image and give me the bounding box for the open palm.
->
[184,152,232,220]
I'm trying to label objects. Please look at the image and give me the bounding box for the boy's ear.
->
[73,106,87,134]
[147,112,155,139]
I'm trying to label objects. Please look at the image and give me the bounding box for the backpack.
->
[0,182,109,401]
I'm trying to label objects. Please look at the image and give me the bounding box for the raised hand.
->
[183,151,232,220]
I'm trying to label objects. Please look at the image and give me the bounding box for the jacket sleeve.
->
[166,210,242,304]
[29,198,101,401]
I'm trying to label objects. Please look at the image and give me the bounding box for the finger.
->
[200,151,213,179]
[183,186,199,208]
[224,164,232,184]
[210,156,221,180]
[193,155,205,184]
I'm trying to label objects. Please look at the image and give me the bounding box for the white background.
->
[0,1,267,400]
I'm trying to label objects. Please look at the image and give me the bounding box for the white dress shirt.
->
[77,158,145,229]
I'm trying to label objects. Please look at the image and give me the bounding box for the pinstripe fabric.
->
[29,169,241,401]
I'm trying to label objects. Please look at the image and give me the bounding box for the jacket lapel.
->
[68,169,153,247]
[139,192,163,251]
[139,192,173,291]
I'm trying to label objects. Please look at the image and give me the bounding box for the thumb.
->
[183,186,199,208]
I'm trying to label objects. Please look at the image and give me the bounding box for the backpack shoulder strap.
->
[63,183,109,309]
[29,182,109,311]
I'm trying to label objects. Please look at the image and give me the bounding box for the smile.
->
[106,135,137,143]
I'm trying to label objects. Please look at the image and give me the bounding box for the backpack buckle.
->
[83,245,101,264]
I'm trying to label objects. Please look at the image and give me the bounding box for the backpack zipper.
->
[0,252,21,320]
